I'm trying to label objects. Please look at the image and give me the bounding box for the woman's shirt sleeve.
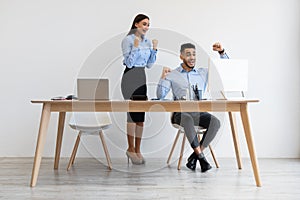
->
[121,37,140,68]
[146,49,157,68]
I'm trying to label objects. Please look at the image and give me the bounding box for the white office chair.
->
[67,112,112,170]
[167,113,219,170]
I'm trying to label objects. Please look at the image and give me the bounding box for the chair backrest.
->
[69,112,112,130]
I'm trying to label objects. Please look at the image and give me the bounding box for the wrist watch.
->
[218,49,225,54]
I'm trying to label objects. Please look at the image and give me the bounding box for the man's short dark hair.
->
[180,43,196,53]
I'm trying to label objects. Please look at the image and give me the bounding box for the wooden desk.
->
[30,99,261,187]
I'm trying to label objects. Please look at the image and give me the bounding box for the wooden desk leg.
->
[228,112,242,169]
[240,104,262,187]
[54,112,66,169]
[30,103,51,187]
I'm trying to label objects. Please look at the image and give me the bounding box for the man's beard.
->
[183,60,195,69]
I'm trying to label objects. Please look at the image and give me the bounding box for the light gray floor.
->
[0,157,299,200]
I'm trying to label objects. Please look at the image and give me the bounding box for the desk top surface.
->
[31,99,259,112]
[31,99,259,104]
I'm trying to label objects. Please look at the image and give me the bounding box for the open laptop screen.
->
[77,78,109,100]
[208,59,248,92]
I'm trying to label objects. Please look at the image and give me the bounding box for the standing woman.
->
[121,14,158,164]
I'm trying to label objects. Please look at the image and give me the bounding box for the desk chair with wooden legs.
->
[67,112,112,171]
[167,123,219,170]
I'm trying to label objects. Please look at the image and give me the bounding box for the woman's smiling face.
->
[135,18,150,36]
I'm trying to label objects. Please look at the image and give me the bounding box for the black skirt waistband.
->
[124,66,145,73]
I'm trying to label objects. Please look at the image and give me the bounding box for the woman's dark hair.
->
[127,14,149,35]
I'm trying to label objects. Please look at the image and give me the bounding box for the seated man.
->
[156,42,229,172]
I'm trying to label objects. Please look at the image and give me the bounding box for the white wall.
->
[0,0,299,158]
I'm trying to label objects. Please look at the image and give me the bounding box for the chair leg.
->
[167,129,181,165]
[177,133,186,170]
[209,144,219,168]
[197,134,201,142]
[67,131,82,171]
[99,130,112,170]
[71,132,82,165]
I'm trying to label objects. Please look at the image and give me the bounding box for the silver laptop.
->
[77,78,109,100]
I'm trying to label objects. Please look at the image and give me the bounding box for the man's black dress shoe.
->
[186,152,212,172]
[197,153,212,172]
[186,152,197,171]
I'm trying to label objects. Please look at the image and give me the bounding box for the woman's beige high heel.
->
[136,153,146,164]
[126,151,142,165]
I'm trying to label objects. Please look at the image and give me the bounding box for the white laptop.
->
[77,78,109,100]
[208,59,248,99]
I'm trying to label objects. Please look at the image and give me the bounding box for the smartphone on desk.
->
[130,95,148,101]
[150,98,173,101]
[51,96,66,100]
